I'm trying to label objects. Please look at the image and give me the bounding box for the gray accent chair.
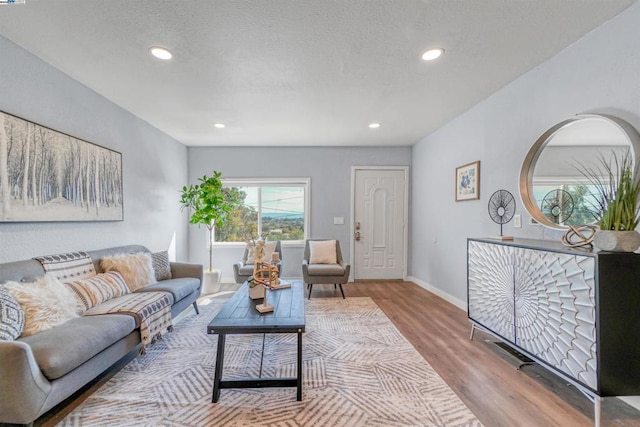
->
[233,240,282,284]
[302,239,350,299]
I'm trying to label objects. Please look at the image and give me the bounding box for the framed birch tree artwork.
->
[0,111,123,222]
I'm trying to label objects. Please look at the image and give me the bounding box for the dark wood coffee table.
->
[207,280,305,402]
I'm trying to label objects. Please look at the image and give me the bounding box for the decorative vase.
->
[249,283,265,300]
[593,230,640,252]
[202,269,222,295]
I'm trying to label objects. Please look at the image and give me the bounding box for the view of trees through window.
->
[533,184,599,225]
[216,184,306,242]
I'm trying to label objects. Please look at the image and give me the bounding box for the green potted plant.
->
[576,150,640,251]
[180,171,240,292]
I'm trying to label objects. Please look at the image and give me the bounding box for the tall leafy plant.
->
[179,171,240,271]
[575,150,640,231]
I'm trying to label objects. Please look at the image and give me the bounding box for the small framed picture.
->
[455,161,480,201]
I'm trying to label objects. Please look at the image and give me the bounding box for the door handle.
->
[355,231,361,241]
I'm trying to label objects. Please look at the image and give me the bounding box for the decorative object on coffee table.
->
[248,279,266,300]
[255,285,274,314]
[487,189,515,240]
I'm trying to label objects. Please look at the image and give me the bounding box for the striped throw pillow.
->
[65,271,130,312]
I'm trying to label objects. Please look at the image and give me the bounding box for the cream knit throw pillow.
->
[100,252,156,292]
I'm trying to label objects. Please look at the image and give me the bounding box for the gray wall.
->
[0,36,189,263]
[188,146,411,281]
[409,2,640,308]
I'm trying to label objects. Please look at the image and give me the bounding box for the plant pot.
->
[593,230,640,252]
[249,283,265,300]
[202,270,222,295]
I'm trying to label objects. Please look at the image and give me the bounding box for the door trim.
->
[350,166,409,281]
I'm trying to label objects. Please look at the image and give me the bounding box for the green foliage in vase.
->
[575,150,640,231]
[179,171,240,271]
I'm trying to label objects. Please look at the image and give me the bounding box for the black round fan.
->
[488,190,516,237]
[541,189,574,224]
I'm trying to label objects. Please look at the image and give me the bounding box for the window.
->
[216,178,310,243]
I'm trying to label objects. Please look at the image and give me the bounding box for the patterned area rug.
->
[61,296,482,426]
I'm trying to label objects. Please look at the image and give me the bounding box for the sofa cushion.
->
[152,251,172,281]
[0,286,24,341]
[135,277,200,302]
[4,275,80,337]
[100,252,155,291]
[19,314,136,380]
[65,271,130,312]
[306,264,346,276]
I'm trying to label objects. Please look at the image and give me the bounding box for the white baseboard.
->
[407,276,466,311]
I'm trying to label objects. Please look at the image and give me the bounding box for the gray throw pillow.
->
[152,251,172,281]
[0,285,25,341]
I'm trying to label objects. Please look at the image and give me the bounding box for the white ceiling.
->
[0,0,635,147]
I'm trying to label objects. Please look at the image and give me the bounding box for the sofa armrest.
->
[0,341,51,424]
[339,260,351,278]
[170,262,203,283]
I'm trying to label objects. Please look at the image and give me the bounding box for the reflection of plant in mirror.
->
[575,150,640,231]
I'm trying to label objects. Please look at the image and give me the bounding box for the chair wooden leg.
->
[338,284,345,299]
[308,284,313,300]
[334,284,337,289]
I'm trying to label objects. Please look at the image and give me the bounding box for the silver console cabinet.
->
[468,237,640,427]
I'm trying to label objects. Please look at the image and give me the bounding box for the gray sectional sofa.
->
[0,245,203,426]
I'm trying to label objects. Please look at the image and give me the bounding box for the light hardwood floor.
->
[329,280,640,427]
[36,280,640,426]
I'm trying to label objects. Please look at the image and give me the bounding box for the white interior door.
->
[353,168,406,280]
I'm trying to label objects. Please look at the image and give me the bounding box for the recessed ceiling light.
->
[214,123,226,129]
[369,123,381,129]
[149,46,172,60]
[421,48,444,61]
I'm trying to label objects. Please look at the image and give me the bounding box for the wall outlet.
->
[514,214,522,228]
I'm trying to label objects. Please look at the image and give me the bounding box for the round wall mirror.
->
[520,114,640,229]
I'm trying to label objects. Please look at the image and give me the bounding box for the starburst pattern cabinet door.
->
[468,241,515,341]
[513,248,597,390]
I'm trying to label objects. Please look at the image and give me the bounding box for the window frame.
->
[212,177,311,247]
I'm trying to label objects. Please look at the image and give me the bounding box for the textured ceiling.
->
[0,0,635,147]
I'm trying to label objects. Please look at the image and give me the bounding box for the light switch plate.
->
[333,217,344,225]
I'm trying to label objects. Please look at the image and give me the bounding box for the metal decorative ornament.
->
[561,225,597,248]
[488,190,516,239]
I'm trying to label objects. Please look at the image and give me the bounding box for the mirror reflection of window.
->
[531,117,633,227]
